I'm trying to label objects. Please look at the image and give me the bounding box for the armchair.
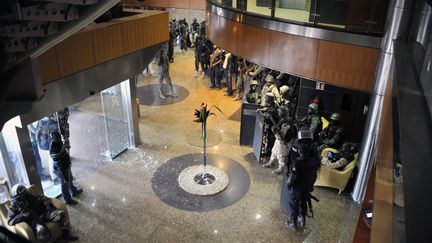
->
[0,185,69,242]
[314,148,358,194]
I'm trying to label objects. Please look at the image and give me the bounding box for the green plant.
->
[193,103,224,167]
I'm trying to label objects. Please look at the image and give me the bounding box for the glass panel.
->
[101,81,130,159]
[246,0,272,16]
[275,0,312,24]
[0,117,29,201]
[29,117,62,198]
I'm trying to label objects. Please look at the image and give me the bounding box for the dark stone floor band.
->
[151,153,250,212]
[137,84,189,106]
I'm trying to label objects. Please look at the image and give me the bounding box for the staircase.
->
[0,0,120,129]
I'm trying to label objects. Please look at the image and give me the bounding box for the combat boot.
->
[285,220,298,231]
[272,165,285,175]
[298,216,306,228]
[263,160,274,168]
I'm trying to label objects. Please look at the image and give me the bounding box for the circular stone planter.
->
[178,165,229,196]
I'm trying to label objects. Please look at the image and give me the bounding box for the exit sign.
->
[316,81,325,90]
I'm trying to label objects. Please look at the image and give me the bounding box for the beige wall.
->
[166,8,205,23]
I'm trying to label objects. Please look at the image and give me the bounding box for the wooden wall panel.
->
[38,48,59,84]
[207,11,379,92]
[123,13,169,54]
[93,24,125,64]
[269,31,318,79]
[315,40,379,91]
[170,0,190,9]
[55,31,95,77]
[215,16,238,54]
[236,24,270,66]
[207,13,220,45]
[39,11,168,84]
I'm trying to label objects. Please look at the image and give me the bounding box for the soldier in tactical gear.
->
[50,131,82,205]
[299,103,322,141]
[318,113,345,151]
[199,19,206,37]
[189,18,200,47]
[321,142,356,169]
[156,47,177,98]
[257,93,280,160]
[7,184,78,242]
[285,128,320,231]
[259,74,281,106]
[179,19,188,52]
[245,80,260,104]
[263,106,297,174]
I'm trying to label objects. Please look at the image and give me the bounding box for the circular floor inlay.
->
[186,129,222,147]
[151,153,250,212]
[178,165,229,196]
[137,84,189,106]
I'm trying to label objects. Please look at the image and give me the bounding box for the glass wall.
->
[211,0,389,35]
[0,117,30,202]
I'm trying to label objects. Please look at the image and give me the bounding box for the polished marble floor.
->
[67,50,360,242]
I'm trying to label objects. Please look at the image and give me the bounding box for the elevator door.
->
[101,82,130,159]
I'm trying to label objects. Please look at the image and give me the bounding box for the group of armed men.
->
[168,17,206,62]
[243,71,359,230]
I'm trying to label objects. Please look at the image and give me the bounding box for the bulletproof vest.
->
[191,22,199,32]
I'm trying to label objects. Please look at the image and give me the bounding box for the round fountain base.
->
[178,165,229,196]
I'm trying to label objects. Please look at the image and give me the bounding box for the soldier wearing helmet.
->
[259,74,281,106]
[245,79,261,104]
[257,93,280,159]
[318,112,345,151]
[189,18,200,47]
[284,128,320,231]
[279,85,290,107]
[263,106,297,174]
[300,103,322,140]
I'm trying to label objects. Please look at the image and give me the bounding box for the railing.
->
[211,0,389,36]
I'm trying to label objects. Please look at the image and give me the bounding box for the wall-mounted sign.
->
[316,81,325,90]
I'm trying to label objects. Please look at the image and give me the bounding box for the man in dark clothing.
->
[285,128,320,231]
[209,45,223,89]
[49,131,82,205]
[257,93,280,160]
[193,37,206,77]
[318,112,345,151]
[7,184,78,242]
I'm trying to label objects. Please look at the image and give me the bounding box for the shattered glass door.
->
[101,82,130,159]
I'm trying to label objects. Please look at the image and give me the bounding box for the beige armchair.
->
[0,185,69,242]
[314,148,358,194]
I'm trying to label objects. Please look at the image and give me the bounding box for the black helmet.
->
[11,184,26,197]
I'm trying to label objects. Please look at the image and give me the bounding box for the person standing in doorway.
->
[49,131,82,205]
